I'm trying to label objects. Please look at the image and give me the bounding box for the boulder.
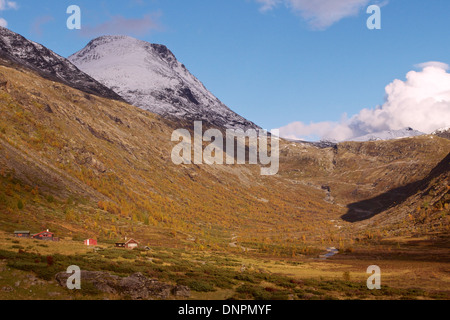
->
[55,271,190,300]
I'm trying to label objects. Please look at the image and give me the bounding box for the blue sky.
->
[1,0,450,139]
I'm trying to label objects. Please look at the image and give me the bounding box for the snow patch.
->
[69,35,258,130]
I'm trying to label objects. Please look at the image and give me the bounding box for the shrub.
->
[178,279,215,292]
[343,271,351,282]
[46,255,54,266]
[34,266,61,281]
[0,193,7,205]
[211,276,235,289]
[80,282,102,296]
[235,284,272,300]
[234,273,259,284]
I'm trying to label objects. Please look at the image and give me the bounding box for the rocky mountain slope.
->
[279,136,450,228]
[364,152,450,235]
[69,36,259,130]
[433,127,450,140]
[0,27,122,101]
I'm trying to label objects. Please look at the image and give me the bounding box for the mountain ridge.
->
[69,35,259,130]
[349,127,425,142]
[0,27,123,101]
[433,126,450,139]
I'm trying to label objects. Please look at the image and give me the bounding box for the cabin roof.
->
[33,230,54,236]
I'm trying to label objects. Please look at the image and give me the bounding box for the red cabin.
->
[84,239,97,246]
[115,239,139,249]
[125,239,139,249]
[32,230,54,241]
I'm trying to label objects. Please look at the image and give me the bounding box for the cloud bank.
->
[279,62,450,141]
[255,0,372,29]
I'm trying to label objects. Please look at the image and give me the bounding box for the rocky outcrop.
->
[55,271,190,300]
[0,26,123,101]
[433,127,450,140]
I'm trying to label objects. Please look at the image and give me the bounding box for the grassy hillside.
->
[0,64,343,253]
[0,64,449,300]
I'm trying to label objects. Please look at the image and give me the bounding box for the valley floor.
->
[0,231,448,300]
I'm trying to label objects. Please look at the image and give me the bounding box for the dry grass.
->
[0,64,449,300]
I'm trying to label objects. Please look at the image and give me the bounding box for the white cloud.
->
[279,62,450,141]
[256,0,373,29]
[255,0,279,12]
[278,120,341,141]
[6,1,17,10]
[0,0,18,28]
[0,0,17,10]
[415,61,449,71]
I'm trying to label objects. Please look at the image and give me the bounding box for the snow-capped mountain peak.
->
[349,127,425,142]
[432,126,450,139]
[432,126,450,135]
[69,36,259,130]
[0,27,122,101]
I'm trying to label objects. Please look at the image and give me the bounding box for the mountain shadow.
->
[342,152,450,222]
